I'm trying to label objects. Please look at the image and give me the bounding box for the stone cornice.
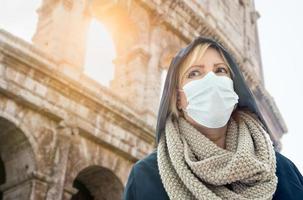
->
[138,0,242,60]
[0,29,155,146]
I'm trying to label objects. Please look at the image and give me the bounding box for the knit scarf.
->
[157,110,278,200]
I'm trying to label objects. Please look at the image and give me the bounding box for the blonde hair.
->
[169,42,235,119]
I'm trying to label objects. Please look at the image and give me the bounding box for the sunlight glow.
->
[84,19,116,87]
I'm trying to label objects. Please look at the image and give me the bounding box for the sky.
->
[254,0,303,172]
[0,0,302,172]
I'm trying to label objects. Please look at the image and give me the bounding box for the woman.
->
[123,36,303,200]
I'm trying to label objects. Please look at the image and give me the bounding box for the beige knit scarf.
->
[157,110,278,200]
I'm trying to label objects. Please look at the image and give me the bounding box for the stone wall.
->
[0,0,287,199]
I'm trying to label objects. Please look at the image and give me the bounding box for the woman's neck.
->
[193,123,228,149]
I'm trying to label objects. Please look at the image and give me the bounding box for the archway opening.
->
[71,166,123,200]
[72,179,93,200]
[0,117,36,199]
[84,19,116,87]
[0,158,5,200]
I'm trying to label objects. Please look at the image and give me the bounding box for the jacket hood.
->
[155,36,270,144]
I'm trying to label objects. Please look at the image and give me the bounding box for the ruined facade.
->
[0,0,287,199]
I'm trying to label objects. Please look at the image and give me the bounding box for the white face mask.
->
[180,71,239,128]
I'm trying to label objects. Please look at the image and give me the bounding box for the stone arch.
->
[0,112,38,157]
[88,1,152,111]
[156,32,184,98]
[0,116,37,199]
[71,165,124,200]
[63,138,130,199]
[159,44,180,69]
[90,1,143,56]
[158,34,184,70]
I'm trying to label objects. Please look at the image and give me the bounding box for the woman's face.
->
[177,47,233,126]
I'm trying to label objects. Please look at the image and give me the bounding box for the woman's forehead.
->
[191,47,225,65]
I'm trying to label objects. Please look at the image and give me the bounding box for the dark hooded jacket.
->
[122,37,303,200]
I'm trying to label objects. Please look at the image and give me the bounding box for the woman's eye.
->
[187,70,201,78]
[215,67,228,74]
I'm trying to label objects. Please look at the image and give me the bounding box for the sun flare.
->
[84,19,116,87]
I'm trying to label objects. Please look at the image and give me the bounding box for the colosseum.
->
[0,0,287,199]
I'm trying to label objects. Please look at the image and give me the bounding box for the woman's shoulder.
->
[124,149,303,199]
[274,151,303,199]
[131,149,164,189]
[133,148,158,172]
[275,151,302,179]
[123,149,169,200]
